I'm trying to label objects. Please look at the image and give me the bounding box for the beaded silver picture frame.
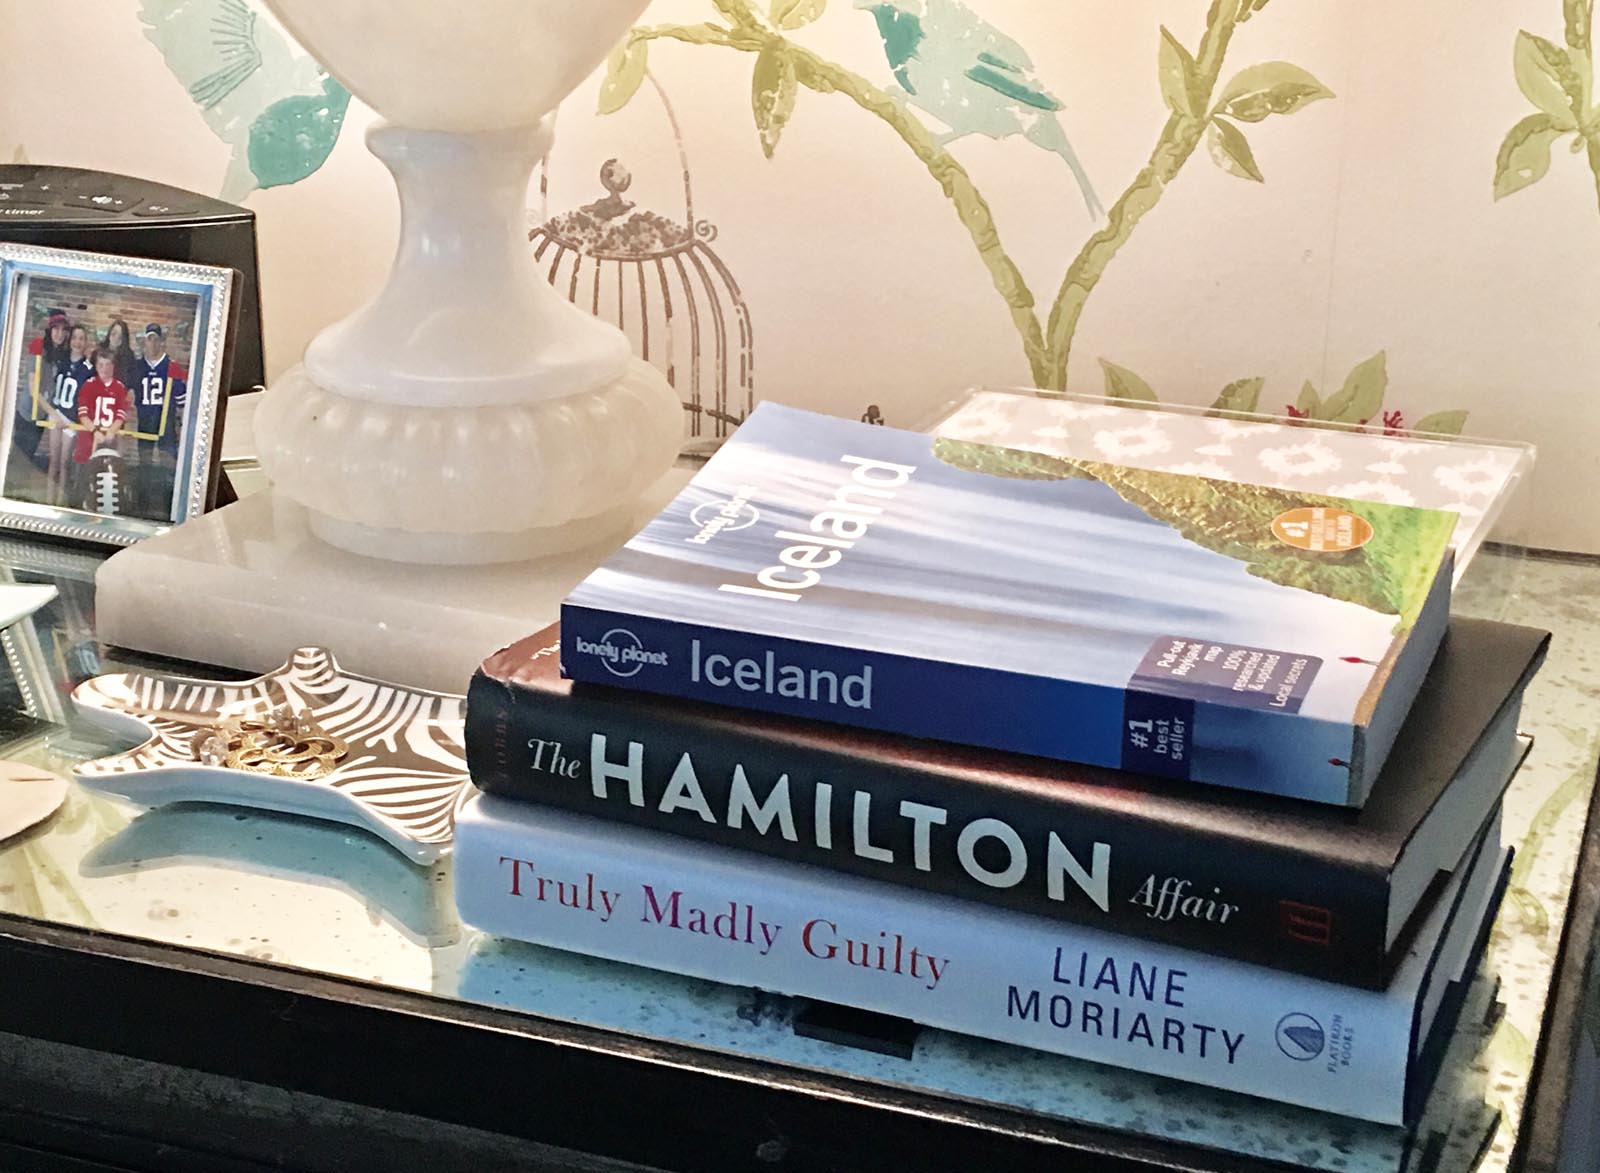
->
[0,242,234,546]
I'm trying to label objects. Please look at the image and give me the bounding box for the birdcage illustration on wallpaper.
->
[531,81,755,456]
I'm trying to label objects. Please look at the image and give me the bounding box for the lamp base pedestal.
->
[249,120,685,567]
[304,504,637,568]
[94,474,689,695]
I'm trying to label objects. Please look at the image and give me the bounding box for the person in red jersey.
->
[74,348,131,468]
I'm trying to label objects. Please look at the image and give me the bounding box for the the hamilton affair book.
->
[467,617,1544,987]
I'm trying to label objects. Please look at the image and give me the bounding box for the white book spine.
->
[455,796,1424,1125]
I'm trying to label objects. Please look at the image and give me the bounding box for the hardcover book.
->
[468,618,1544,988]
[454,797,1509,1127]
[561,405,1457,804]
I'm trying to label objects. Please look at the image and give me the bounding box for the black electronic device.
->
[0,165,264,394]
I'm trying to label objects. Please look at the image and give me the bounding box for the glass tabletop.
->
[0,535,1594,1173]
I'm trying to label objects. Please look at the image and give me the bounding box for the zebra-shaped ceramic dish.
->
[71,648,471,865]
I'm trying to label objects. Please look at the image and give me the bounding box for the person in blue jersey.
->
[16,308,71,473]
[127,322,187,521]
[45,325,93,505]
[129,323,187,461]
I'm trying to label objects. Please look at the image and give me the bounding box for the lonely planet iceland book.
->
[561,405,1456,804]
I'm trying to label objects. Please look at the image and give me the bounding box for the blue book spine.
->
[559,604,1357,804]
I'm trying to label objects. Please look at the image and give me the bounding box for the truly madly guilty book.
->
[454,797,1509,1126]
[467,618,1544,987]
[561,405,1457,804]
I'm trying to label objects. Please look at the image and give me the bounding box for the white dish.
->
[71,648,471,865]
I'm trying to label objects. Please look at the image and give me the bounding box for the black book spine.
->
[465,672,1391,986]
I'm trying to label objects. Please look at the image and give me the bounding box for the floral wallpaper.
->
[10,0,1600,548]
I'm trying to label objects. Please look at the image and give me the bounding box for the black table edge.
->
[1511,757,1600,1172]
[0,913,1313,1173]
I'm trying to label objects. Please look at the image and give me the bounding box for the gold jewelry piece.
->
[194,703,348,781]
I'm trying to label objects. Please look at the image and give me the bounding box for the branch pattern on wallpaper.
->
[609,0,1464,433]
[120,0,1469,431]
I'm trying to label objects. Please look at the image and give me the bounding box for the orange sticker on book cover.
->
[1271,507,1375,552]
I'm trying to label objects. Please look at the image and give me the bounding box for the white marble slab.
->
[94,474,690,695]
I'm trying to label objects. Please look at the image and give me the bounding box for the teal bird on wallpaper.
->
[138,0,351,202]
[854,0,1103,218]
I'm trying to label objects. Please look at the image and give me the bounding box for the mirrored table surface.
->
[0,537,1595,1172]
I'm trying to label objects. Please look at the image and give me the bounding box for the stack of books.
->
[453,404,1548,1128]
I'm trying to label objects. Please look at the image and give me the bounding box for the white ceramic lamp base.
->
[94,471,688,696]
[110,0,680,679]
[255,355,678,566]
[251,121,683,566]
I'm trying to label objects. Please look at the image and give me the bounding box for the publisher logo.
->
[1275,1013,1326,1061]
[688,485,760,545]
[1271,506,1374,553]
[1278,899,1336,947]
[572,628,669,679]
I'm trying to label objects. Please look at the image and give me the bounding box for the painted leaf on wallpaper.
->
[1101,364,1275,420]
[1297,380,1323,417]
[751,47,800,158]
[1565,0,1593,52]
[1320,351,1387,425]
[244,77,349,190]
[1098,359,1159,404]
[1209,376,1265,416]
[1285,353,1409,428]
[1498,9,1600,212]
[138,0,349,201]
[1414,411,1470,437]
[1569,44,1596,105]
[1514,30,1585,130]
[1215,62,1335,123]
[1207,116,1264,181]
[1495,113,1564,198]
[772,0,827,30]
[1158,25,1204,119]
[598,38,651,115]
